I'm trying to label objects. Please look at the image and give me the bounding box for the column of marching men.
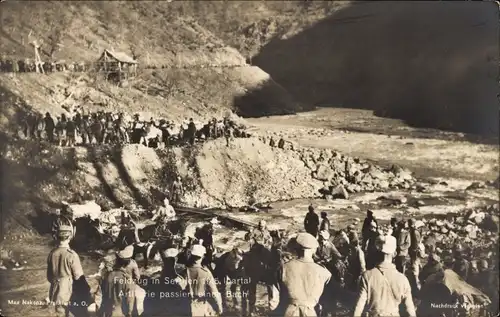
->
[46,204,497,317]
[19,111,251,148]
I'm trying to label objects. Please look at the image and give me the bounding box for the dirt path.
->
[247,108,499,181]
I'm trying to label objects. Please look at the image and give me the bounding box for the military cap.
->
[162,248,179,258]
[59,225,73,232]
[191,244,206,257]
[117,245,134,259]
[296,232,319,249]
[347,224,355,231]
[375,235,397,254]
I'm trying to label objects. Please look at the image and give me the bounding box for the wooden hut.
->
[97,49,138,82]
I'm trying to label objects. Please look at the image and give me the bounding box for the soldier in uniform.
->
[346,237,366,291]
[353,235,416,317]
[245,220,273,249]
[151,198,176,235]
[319,212,330,232]
[185,244,223,316]
[314,230,343,267]
[45,112,56,143]
[276,232,331,317]
[395,220,411,274]
[408,218,422,291]
[194,218,218,269]
[99,247,137,317]
[187,118,197,146]
[66,117,77,147]
[223,119,233,147]
[304,205,320,238]
[47,224,84,317]
[170,176,184,205]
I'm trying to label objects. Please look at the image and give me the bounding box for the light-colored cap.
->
[375,235,397,254]
[415,220,425,229]
[162,248,179,258]
[210,217,219,225]
[296,232,319,249]
[117,245,134,259]
[319,230,330,239]
[59,225,73,232]
[191,244,206,257]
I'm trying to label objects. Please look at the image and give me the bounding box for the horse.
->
[217,230,289,316]
[142,123,162,148]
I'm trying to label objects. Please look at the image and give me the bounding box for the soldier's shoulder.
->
[66,248,80,257]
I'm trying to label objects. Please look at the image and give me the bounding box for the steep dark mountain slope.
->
[251,1,499,136]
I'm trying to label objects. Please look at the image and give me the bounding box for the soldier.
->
[116,245,145,316]
[151,198,176,225]
[304,205,320,238]
[170,176,184,205]
[66,117,77,147]
[395,220,411,274]
[245,220,272,249]
[364,221,380,270]
[223,119,233,147]
[390,217,398,238]
[187,118,197,146]
[56,114,68,146]
[158,119,170,147]
[99,248,137,317]
[346,237,366,291]
[319,211,330,232]
[209,117,217,139]
[185,244,223,316]
[47,224,84,317]
[362,210,378,249]
[44,112,55,143]
[194,218,218,268]
[314,230,342,267]
[12,59,19,75]
[277,137,285,149]
[276,232,331,317]
[353,235,416,317]
[160,248,189,315]
[408,218,422,291]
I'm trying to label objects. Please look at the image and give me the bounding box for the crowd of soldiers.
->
[19,110,251,148]
[0,58,88,73]
[46,199,498,317]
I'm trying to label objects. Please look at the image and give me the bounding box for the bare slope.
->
[0,1,302,118]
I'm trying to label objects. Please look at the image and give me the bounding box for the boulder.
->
[465,182,485,191]
[379,180,390,190]
[330,185,349,200]
[377,194,407,205]
[316,164,335,181]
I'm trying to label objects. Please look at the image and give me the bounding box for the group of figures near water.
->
[45,200,498,317]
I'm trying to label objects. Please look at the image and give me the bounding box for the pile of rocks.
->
[296,147,416,198]
[422,204,499,259]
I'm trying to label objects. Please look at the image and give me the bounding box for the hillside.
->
[0,1,304,120]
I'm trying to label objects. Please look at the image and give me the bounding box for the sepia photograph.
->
[0,1,498,317]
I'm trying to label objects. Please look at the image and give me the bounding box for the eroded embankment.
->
[1,136,423,238]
